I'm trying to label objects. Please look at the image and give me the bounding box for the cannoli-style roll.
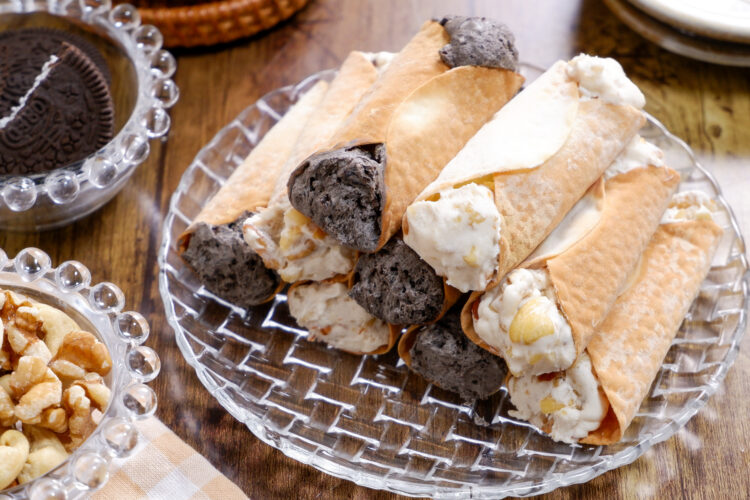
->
[398,307,507,400]
[242,52,387,283]
[182,52,380,307]
[348,236,461,325]
[506,191,722,444]
[286,16,525,253]
[403,55,647,293]
[462,137,680,376]
[287,276,399,355]
[179,79,329,307]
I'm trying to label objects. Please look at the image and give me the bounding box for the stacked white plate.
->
[605,0,750,66]
[631,0,750,43]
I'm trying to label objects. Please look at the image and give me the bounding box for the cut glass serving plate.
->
[157,64,749,498]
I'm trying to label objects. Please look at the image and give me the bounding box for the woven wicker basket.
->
[123,0,310,48]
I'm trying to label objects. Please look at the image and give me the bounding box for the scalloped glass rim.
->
[0,1,177,227]
[0,247,160,499]
[157,63,749,499]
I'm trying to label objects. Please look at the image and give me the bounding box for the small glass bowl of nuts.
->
[0,247,159,499]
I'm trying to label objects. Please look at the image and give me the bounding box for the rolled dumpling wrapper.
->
[398,307,507,400]
[403,55,647,293]
[178,79,330,307]
[506,191,723,444]
[287,18,525,253]
[287,275,400,355]
[462,137,680,376]
[242,51,382,284]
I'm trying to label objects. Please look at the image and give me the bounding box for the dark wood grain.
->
[3,1,750,498]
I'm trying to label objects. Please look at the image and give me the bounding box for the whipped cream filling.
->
[507,352,608,443]
[566,54,646,108]
[0,54,58,129]
[605,135,664,180]
[473,268,576,376]
[363,51,395,73]
[403,183,501,292]
[661,190,718,223]
[243,206,356,283]
[287,281,390,353]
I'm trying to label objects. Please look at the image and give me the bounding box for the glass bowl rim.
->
[0,1,178,213]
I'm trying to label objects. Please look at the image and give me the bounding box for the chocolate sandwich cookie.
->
[349,237,445,325]
[0,27,111,117]
[406,310,507,400]
[0,43,114,175]
[182,213,282,308]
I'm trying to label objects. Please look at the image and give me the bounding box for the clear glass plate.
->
[157,64,749,499]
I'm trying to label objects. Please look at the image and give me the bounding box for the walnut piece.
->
[0,289,114,489]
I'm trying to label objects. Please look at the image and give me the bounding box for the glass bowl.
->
[158,64,749,498]
[0,1,178,232]
[0,247,160,499]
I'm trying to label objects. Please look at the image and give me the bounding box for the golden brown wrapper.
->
[582,218,723,445]
[488,100,646,285]
[378,65,523,249]
[461,164,679,362]
[300,21,524,251]
[331,21,450,146]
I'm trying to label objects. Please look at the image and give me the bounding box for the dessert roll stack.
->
[403,55,646,294]
[506,191,722,444]
[462,137,680,376]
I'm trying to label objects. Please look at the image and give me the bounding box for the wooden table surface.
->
[3,0,750,498]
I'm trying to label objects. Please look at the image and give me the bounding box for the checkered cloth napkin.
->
[92,417,248,500]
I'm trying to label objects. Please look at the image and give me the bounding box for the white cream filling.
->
[287,281,390,353]
[363,51,395,73]
[566,54,646,109]
[403,183,501,293]
[474,268,576,376]
[243,206,356,283]
[507,352,608,444]
[0,55,58,129]
[605,135,664,180]
[661,190,718,223]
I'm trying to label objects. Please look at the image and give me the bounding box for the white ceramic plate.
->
[629,0,750,43]
[607,0,750,67]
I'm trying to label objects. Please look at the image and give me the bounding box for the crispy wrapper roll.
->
[241,52,383,284]
[180,52,379,308]
[287,275,400,355]
[582,203,723,444]
[404,57,647,293]
[505,192,723,444]
[288,19,524,252]
[178,79,329,253]
[462,156,680,375]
